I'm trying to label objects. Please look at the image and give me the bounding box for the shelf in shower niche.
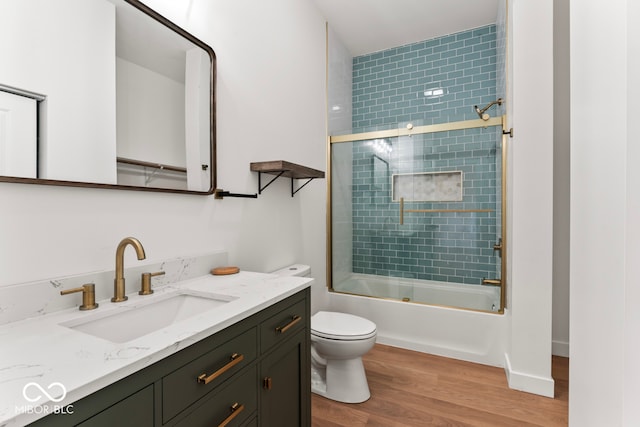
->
[250,160,325,197]
[392,171,462,202]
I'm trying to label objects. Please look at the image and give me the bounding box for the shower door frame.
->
[326,116,509,314]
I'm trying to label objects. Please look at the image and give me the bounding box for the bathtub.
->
[329,273,508,367]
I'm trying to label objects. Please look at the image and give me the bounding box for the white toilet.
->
[271,265,377,403]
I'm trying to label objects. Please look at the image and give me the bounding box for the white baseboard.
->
[503,353,555,398]
[552,340,570,357]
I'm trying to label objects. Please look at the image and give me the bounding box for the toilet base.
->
[311,357,371,403]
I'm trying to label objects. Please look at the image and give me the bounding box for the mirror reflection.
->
[0,0,215,193]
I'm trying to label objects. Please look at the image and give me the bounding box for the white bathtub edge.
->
[329,291,508,368]
[503,353,556,398]
[376,334,504,368]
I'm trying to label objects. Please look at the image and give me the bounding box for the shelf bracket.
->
[257,171,285,194]
[291,177,316,197]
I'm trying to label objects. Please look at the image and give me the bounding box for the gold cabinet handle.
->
[196,353,244,385]
[218,402,245,427]
[263,376,272,390]
[275,315,302,334]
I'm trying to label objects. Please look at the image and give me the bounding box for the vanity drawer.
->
[76,385,153,427]
[171,366,257,427]
[162,326,257,423]
[260,298,306,354]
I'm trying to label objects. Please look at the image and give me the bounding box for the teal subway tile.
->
[351,25,498,282]
[433,59,449,69]
[482,64,497,74]
[473,72,492,82]
[473,57,490,67]
[441,35,456,45]
[404,50,419,60]
[463,66,483,76]
[383,62,397,71]
[441,49,457,59]
[411,41,428,51]
[383,49,398,58]
[383,75,398,84]
[474,25,495,37]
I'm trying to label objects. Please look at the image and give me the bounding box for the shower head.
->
[473,98,503,121]
[474,106,490,121]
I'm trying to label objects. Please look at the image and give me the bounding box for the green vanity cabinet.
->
[75,385,154,427]
[260,329,309,426]
[259,296,311,426]
[29,288,310,427]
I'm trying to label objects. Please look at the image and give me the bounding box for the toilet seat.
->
[311,311,377,341]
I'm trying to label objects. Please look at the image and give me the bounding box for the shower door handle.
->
[493,238,503,257]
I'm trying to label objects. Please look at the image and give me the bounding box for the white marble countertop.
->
[0,271,312,426]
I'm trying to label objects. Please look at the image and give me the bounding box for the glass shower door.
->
[329,120,505,313]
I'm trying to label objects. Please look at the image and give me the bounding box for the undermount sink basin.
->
[61,291,235,343]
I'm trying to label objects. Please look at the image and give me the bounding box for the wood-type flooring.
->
[312,344,569,427]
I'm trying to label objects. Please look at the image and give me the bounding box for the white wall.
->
[0,0,330,314]
[570,0,640,424]
[0,92,37,178]
[552,0,570,358]
[0,0,117,184]
[504,0,555,397]
[116,58,186,167]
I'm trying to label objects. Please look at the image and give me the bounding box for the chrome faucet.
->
[112,237,146,302]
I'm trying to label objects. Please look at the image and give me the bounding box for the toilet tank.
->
[271,264,311,277]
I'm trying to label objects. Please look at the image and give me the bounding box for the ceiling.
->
[311,0,501,56]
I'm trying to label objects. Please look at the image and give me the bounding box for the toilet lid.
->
[311,311,377,340]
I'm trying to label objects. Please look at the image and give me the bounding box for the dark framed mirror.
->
[0,0,216,194]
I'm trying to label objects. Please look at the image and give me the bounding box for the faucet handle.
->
[139,271,165,295]
[60,283,99,311]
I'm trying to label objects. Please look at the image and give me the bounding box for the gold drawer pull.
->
[275,315,302,334]
[263,376,273,390]
[218,402,245,427]
[197,353,244,385]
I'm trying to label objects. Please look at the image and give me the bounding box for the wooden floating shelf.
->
[250,160,325,197]
[250,161,324,179]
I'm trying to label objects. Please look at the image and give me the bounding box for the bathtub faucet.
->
[481,278,502,286]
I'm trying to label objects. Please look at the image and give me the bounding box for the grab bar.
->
[399,197,493,225]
